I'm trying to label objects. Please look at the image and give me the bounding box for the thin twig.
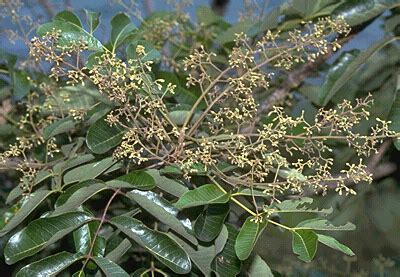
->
[80,189,121,273]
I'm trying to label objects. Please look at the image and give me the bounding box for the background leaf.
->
[5,212,93,264]
[127,189,196,244]
[334,0,400,27]
[147,169,189,197]
[388,74,400,149]
[321,36,400,105]
[86,116,126,154]
[126,40,161,62]
[63,157,116,185]
[111,215,191,274]
[16,252,84,277]
[12,70,31,101]
[0,190,54,237]
[54,10,82,27]
[92,256,129,277]
[110,13,136,52]
[318,50,360,105]
[295,218,356,231]
[73,221,105,256]
[105,238,132,263]
[291,229,318,262]
[248,255,274,277]
[37,19,103,51]
[317,234,355,256]
[235,217,267,261]
[43,117,76,139]
[194,203,229,242]
[84,9,101,34]
[175,184,230,209]
[114,170,156,190]
[211,224,241,277]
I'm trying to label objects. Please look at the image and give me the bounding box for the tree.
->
[1,0,400,275]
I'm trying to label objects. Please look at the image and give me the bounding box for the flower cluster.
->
[21,16,399,204]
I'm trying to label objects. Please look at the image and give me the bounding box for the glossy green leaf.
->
[63,157,116,185]
[54,10,82,27]
[114,170,156,190]
[216,19,253,45]
[0,48,17,67]
[281,0,339,18]
[84,9,100,34]
[334,0,400,27]
[110,13,136,52]
[37,19,103,51]
[196,5,227,26]
[60,137,85,157]
[85,103,113,126]
[388,74,400,150]
[175,184,230,209]
[4,212,93,264]
[295,218,356,231]
[0,190,54,237]
[55,180,98,207]
[317,234,355,256]
[211,224,241,277]
[41,86,104,116]
[43,117,76,139]
[12,70,31,100]
[6,170,52,204]
[16,252,84,277]
[110,215,191,274]
[194,203,229,242]
[248,255,274,277]
[53,180,130,216]
[169,110,200,126]
[318,50,360,105]
[73,221,105,256]
[170,232,215,276]
[322,36,400,106]
[0,202,19,230]
[235,217,267,261]
[146,169,188,197]
[86,116,126,154]
[126,40,161,62]
[92,256,129,277]
[215,224,229,254]
[53,154,95,177]
[291,229,318,262]
[127,189,196,244]
[105,238,132,262]
[103,160,123,175]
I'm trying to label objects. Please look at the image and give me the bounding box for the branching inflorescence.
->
[2,15,398,207]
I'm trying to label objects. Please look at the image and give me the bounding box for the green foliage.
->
[110,215,191,274]
[1,0,400,276]
[17,252,85,277]
[291,229,318,262]
[86,116,126,154]
[235,217,268,260]
[37,11,103,50]
[175,184,230,209]
[194,203,229,242]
